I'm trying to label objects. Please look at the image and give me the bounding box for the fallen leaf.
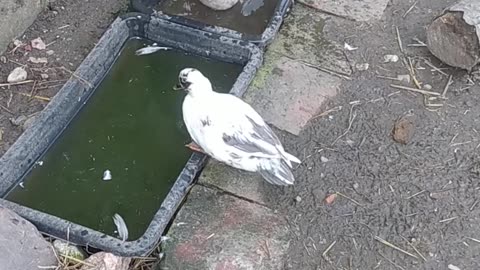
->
[31,37,46,50]
[325,193,337,204]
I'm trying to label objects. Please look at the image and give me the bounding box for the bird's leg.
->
[185,141,205,154]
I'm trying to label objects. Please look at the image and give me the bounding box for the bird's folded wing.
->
[221,115,282,158]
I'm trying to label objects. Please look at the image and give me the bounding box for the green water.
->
[158,0,278,36]
[6,38,242,240]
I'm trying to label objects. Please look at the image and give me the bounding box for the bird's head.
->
[175,68,213,96]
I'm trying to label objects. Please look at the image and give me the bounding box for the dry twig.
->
[395,26,404,53]
[374,236,418,259]
[0,80,35,87]
[403,1,418,18]
[390,84,440,96]
[441,74,453,98]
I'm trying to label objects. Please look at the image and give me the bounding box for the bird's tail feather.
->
[280,151,301,168]
[259,159,295,185]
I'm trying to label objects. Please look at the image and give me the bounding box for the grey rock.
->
[0,206,57,270]
[427,0,480,70]
[0,0,49,54]
[53,240,87,260]
[199,0,238,11]
[80,252,131,270]
[22,114,39,131]
[9,115,28,126]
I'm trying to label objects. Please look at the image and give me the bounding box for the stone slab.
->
[0,0,49,54]
[268,5,351,76]
[245,54,340,135]
[299,0,390,21]
[161,185,289,270]
[0,206,58,270]
[199,160,267,205]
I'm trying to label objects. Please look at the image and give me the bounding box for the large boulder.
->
[427,0,480,70]
[0,206,58,270]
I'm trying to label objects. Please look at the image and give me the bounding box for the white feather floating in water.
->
[113,213,129,242]
[135,46,171,56]
[103,170,112,181]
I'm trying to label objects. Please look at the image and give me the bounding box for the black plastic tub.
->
[130,0,292,46]
[0,13,262,256]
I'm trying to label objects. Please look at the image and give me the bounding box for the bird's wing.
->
[218,95,283,158]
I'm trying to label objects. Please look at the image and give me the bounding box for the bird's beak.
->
[173,79,190,91]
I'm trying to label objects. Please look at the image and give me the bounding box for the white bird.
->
[175,68,301,185]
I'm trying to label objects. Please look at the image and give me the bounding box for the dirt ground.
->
[0,0,128,155]
[1,0,480,269]
[262,0,480,269]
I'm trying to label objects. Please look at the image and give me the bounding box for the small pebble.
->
[13,39,23,47]
[448,264,461,270]
[320,156,329,163]
[355,63,369,71]
[7,67,27,83]
[383,54,399,63]
[353,183,359,190]
[423,84,432,90]
[160,236,171,242]
[295,196,302,202]
[346,139,355,147]
[344,43,358,51]
[397,74,411,83]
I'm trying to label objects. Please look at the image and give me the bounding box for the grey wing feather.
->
[222,116,281,155]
